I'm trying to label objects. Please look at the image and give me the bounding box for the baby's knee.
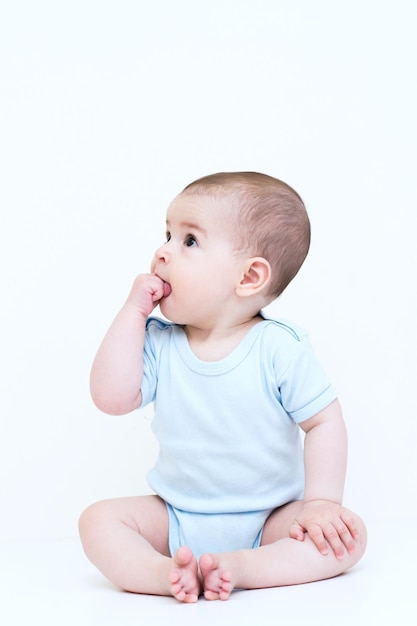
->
[78,499,112,548]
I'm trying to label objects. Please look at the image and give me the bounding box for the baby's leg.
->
[200,501,367,600]
[79,495,200,602]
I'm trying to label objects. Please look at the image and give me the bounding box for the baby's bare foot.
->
[168,546,200,603]
[200,553,234,601]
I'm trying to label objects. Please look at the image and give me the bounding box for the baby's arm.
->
[289,399,360,558]
[90,274,171,415]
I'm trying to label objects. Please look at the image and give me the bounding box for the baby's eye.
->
[185,235,197,247]
[165,232,171,243]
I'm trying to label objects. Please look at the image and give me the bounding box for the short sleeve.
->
[277,335,337,423]
[140,317,169,407]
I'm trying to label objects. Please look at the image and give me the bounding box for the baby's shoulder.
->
[260,314,308,344]
[145,316,177,349]
[146,316,173,332]
[257,315,313,369]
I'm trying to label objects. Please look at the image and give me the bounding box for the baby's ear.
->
[236,257,271,297]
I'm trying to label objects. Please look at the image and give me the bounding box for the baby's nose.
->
[154,242,170,264]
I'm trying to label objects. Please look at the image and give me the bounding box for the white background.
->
[0,0,416,541]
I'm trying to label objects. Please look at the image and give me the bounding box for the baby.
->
[79,172,367,602]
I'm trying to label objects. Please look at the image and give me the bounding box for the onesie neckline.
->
[172,316,274,375]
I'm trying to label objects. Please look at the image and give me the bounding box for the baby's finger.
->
[322,522,346,559]
[340,510,360,541]
[149,278,168,303]
[305,523,329,556]
[337,515,359,554]
[162,281,172,297]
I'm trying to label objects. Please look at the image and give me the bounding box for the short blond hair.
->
[182,172,310,299]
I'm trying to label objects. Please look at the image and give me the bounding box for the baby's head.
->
[181,172,310,301]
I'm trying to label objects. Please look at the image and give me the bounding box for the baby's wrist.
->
[303,497,342,506]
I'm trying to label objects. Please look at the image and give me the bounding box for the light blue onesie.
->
[140,315,336,559]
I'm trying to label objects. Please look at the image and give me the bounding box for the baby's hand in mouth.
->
[162,280,172,298]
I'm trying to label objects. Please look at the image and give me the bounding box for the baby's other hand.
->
[289,500,360,559]
[126,274,171,318]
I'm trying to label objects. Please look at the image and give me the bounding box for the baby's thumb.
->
[289,520,305,542]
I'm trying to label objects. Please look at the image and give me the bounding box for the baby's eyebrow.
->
[166,220,207,237]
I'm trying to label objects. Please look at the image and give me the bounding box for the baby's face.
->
[151,193,245,326]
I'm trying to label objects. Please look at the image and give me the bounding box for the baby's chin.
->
[158,300,188,328]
